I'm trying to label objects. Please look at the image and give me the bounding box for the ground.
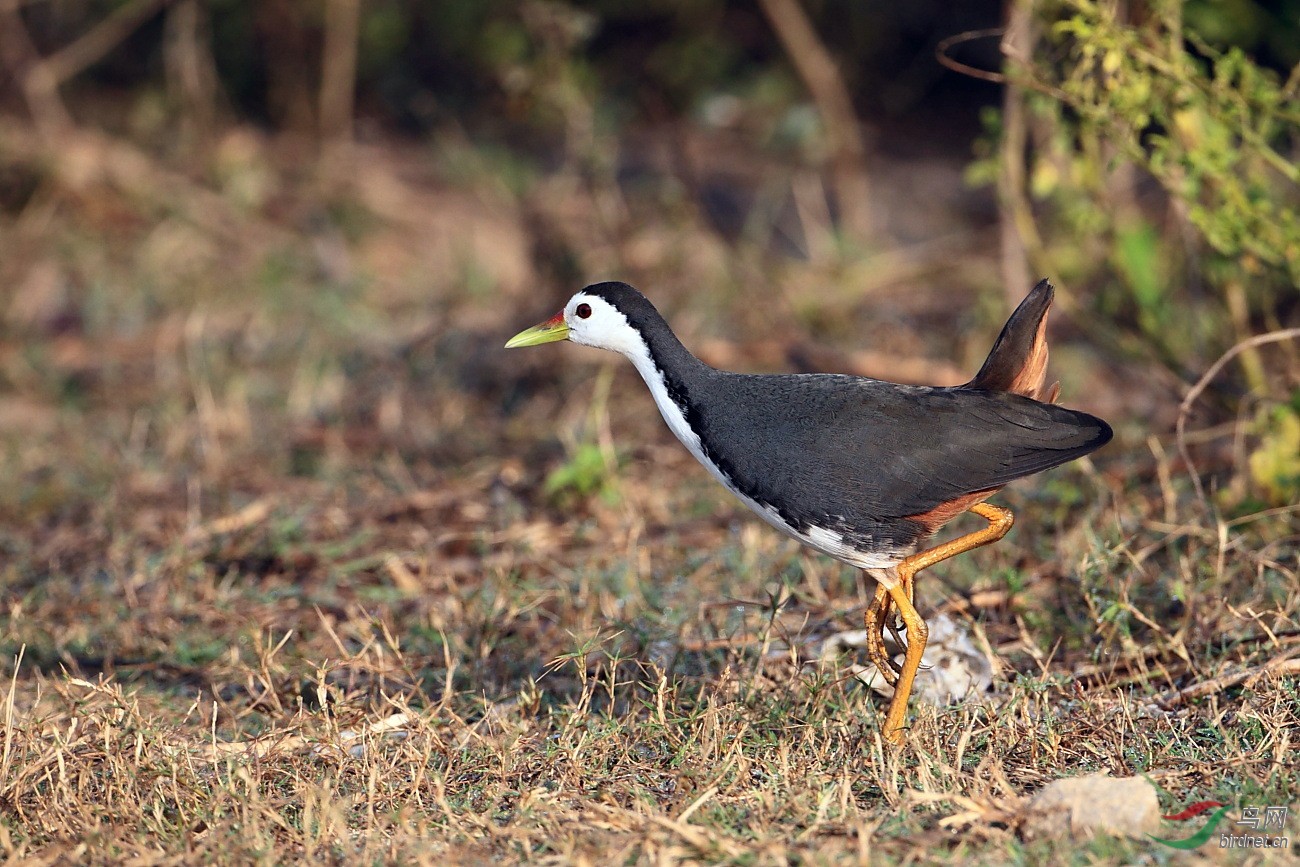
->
[0,126,1295,864]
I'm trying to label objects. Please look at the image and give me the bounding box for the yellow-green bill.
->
[505,312,568,348]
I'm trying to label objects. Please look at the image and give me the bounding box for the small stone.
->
[910,613,994,705]
[1022,775,1161,840]
[824,614,994,705]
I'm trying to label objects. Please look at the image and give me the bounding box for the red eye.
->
[576,303,592,319]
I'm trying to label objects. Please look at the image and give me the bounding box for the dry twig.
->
[756,0,874,240]
[1175,328,1300,507]
[1154,653,1300,709]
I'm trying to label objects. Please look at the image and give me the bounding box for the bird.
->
[505,279,1112,743]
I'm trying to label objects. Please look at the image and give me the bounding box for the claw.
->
[885,615,908,659]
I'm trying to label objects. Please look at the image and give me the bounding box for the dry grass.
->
[0,128,1296,864]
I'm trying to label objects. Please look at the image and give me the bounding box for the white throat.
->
[617,336,712,470]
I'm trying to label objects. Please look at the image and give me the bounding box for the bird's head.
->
[505,282,653,357]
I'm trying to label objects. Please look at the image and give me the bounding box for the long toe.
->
[863,594,901,686]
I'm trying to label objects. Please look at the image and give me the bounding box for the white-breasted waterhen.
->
[506,279,1111,743]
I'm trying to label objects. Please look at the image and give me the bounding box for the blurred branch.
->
[997,0,1039,302]
[1176,328,1300,509]
[165,0,222,147]
[40,0,171,85]
[0,0,171,137]
[319,0,360,165]
[257,0,315,132]
[0,0,72,134]
[756,0,874,242]
[0,0,284,263]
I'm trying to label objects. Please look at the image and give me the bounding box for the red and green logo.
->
[1149,800,1231,849]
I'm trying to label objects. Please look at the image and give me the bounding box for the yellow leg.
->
[884,575,914,652]
[879,582,929,744]
[880,502,1015,744]
[864,564,921,685]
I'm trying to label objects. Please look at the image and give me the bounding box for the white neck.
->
[620,339,714,472]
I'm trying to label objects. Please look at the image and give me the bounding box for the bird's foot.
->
[864,587,904,684]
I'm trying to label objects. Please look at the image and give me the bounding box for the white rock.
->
[1022,775,1161,840]
[823,613,993,705]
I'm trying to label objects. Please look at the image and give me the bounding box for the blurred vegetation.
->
[1083,0,1300,508]
[1,1,1296,499]
[2,3,1298,862]
[968,0,1300,507]
[8,1,1005,136]
[1006,0,1298,343]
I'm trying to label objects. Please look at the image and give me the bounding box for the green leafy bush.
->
[985,0,1299,506]
[975,1,1292,352]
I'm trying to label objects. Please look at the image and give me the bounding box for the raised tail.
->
[966,278,1060,403]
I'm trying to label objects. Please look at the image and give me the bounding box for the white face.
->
[563,293,646,357]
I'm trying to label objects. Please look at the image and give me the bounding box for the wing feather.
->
[693,374,1111,525]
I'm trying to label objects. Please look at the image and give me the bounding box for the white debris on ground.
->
[310,712,412,759]
[342,712,411,756]
[821,613,994,705]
